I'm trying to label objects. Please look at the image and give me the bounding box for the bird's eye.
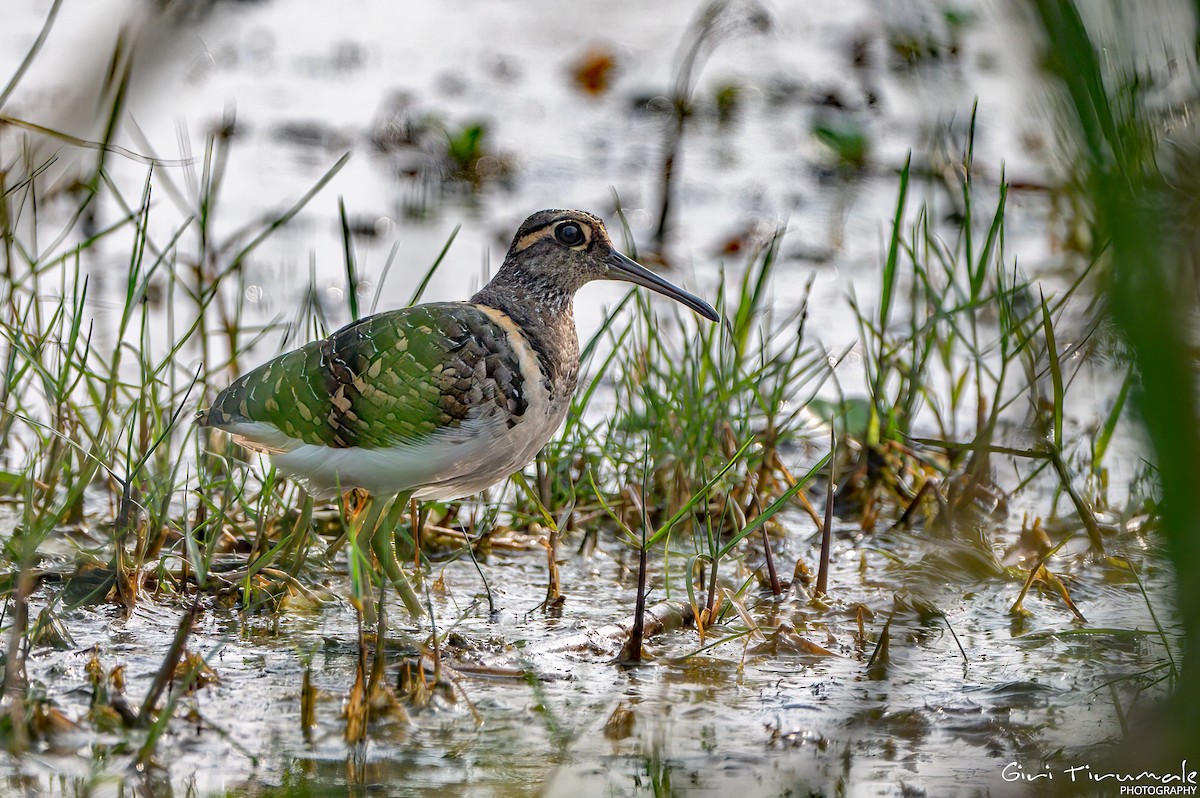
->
[555,222,585,247]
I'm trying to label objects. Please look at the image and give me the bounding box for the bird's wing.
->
[199,302,532,451]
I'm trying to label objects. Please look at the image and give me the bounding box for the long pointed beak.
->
[604,250,719,322]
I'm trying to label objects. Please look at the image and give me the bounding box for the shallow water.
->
[4,493,1176,797]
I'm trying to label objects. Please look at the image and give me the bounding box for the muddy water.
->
[7,496,1176,797]
[0,0,1184,795]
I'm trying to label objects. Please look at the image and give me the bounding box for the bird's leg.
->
[368,491,424,619]
[347,495,385,617]
[383,497,416,562]
[286,493,316,579]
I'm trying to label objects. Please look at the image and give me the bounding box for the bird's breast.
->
[398,305,574,500]
[468,303,573,433]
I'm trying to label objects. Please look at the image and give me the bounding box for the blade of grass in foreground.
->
[647,437,756,547]
[718,450,830,560]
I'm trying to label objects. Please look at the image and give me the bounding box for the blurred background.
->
[1,0,1073,340]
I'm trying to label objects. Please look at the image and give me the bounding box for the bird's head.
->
[500,209,720,322]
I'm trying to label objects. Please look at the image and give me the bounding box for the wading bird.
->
[198,209,719,615]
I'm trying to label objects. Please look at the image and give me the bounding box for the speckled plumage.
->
[201,303,531,449]
[197,209,718,501]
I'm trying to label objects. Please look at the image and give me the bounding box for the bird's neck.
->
[473,265,574,321]
[472,268,580,396]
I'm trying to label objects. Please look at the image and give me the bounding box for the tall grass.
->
[844,118,1113,558]
[1027,0,1200,754]
[0,101,1143,615]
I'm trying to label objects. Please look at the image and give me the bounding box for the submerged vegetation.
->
[0,0,1194,794]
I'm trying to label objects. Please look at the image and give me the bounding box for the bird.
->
[197,209,720,615]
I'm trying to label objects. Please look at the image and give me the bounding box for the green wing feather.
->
[200,303,528,450]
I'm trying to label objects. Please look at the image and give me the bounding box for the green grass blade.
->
[717,450,830,559]
[339,196,360,321]
[407,224,460,307]
[647,437,756,547]
[1040,290,1064,450]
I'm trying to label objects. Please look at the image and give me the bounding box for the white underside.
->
[222,401,564,501]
